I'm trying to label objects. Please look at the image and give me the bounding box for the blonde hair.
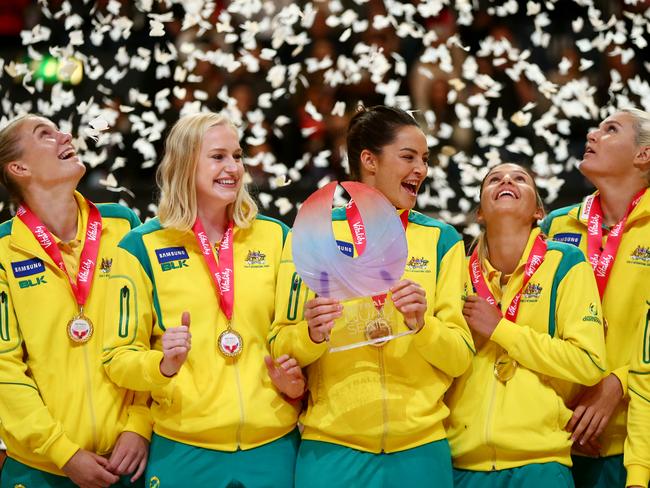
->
[620,108,650,184]
[156,112,258,231]
[470,163,546,268]
[621,108,650,146]
[0,114,37,202]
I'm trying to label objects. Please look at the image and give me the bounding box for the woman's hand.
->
[305,297,342,343]
[390,279,427,331]
[265,355,306,400]
[462,296,502,339]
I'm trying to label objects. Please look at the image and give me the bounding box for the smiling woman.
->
[446,162,607,487]
[0,114,150,487]
[269,105,474,488]
[101,111,305,487]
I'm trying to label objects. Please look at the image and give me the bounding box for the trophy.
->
[292,181,411,352]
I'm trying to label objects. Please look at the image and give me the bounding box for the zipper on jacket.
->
[378,348,389,453]
[286,273,302,321]
[233,362,246,449]
[483,353,499,471]
[0,291,9,341]
[644,305,650,364]
[118,286,130,338]
[82,345,99,450]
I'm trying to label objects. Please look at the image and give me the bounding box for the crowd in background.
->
[0,0,648,234]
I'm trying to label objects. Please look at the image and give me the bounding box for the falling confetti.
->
[0,0,647,239]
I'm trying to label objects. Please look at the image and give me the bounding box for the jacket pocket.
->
[0,291,9,341]
[118,286,130,338]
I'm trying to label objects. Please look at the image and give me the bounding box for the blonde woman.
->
[447,162,607,487]
[0,114,150,487]
[102,112,303,487]
[542,108,650,488]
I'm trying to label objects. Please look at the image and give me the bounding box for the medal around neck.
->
[68,312,94,344]
[218,326,243,358]
[292,181,410,352]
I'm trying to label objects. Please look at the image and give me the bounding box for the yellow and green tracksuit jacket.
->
[624,302,650,487]
[102,215,299,451]
[446,228,607,471]
[541,189,650,457]
[0,192,151,475]
[269,208,474,453]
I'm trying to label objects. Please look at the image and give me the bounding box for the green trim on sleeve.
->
[629,385,650,404]
[583,349,606,372]
[97,203,142,229]
[0,381,38,391]
[547,240,585,337]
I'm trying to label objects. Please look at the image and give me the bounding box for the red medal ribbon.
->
[193,218,234,321]
[468,234,547,322]
[584,189,645,299]
[16,200,102,308]
[345,201,409,310]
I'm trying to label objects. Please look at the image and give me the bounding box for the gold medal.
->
[365,316,392,347]
[494,352,517,382]
[67,312,94,344]
[218,326,243,358]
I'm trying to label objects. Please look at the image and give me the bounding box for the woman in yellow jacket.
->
[626,306,650,488]
[0,115,150,487]
[101,112,304,487]
[269,105,474,487]
[446,162,607,487]
[541,108,650,488]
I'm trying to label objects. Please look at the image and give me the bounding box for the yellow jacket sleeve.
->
[624,305,650,488]
[411,240,475,377]
[122,391,153,441]
[490,259,606,386]
[102,243,171,391]
[611,365,629,398]
[268,232,328,367]
[0,269,79,469]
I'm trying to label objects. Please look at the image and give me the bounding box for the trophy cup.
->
[292,181,412,352]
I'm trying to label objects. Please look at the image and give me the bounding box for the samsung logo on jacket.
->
[155,247,189,263]
[11,258,45,278]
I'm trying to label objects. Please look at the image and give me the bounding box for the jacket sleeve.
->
[268,232,328,367]
[490,258,606,386]
[122,391,153,441]
[611,365,629,398]
[411,237,475,377]
[0,268,79,469]
[102,238,171,392]
[624,304,650,488]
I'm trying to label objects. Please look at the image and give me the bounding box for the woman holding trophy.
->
[270,105,474,487]
[446,162,607,487]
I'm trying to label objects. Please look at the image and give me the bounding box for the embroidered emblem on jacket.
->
[628,245,650,266]
[521,282,542,302]
[244,250,269,268]
[100,258,113,274]
[582,302,602,325]
[405,256,430,272]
